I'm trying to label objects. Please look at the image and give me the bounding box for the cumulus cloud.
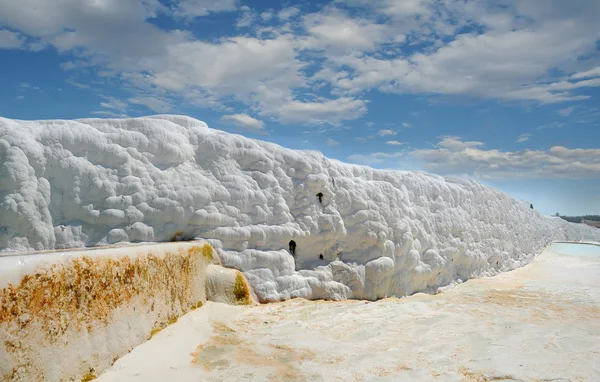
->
[570,66,600,80]
[386,140,405,145]
[355,137,368,143]
[278,7,301,20]
[348,154,384,165]
[558,107,574,117]
[19,82,40,91]
[2,0,600,125]
[149,36,303,93]
[129,96,172,113]
[91,110,128,118]
[537,121,566,130]
[438,136,484,151]
[300,10,388,55]
[348,151,405,165]
[265,97,367,125]
[411,137,600,179]
[326,138,340,146]
[236,6,256,28]
[313,0,600,103]
[505,78,600,103]
[260,10,274,21]
[100,96,128,112]
[378,129,396,136]
[0,0,183,64]
[66,78,91,89]
[173,0,238,19]
[220,113,266,133]
[0,29,24,49]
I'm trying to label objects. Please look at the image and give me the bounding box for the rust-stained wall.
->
[0,241,215,382]
[205,264,255,306]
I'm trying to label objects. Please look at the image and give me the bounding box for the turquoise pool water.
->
[549,242,600,259]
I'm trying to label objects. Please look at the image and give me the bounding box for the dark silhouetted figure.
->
[317,192,323,204]
[319,254,323,260]
[332,177,335,187]
[289,240,297,255]
[530,203,534,209]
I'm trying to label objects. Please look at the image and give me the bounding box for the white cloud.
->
[151,36,302,91]
[537,121,566,130]
[383,0,428,16]
[278,7,301,20]
[100,96,128,112]
[411,137,600,179]
[355,134,375,143]
[348,151,406,165]
[260,10,274,21]
[348,154,384,165]
[0,0,184,66]
[27,41,45,51]
[341,0,430,20]
[16,95,24,100]
[129,96,172,113]
[570,66,600,80]
[91,110,128,118]
[401,122,411,128]
[236,6,256,28]
[386,140,405,145]
[220,113,265,133]
[66,78,91,89]
[266,97,367,125]
[315,1,600,103]
[438,136,484,151]
[174,0,237,19]
[2,0,600,127]
[300,11,388,55]
[334,31,600,103]
[558,107,574,117]
[19,82,40,91]
[0,29,24,49]
[505,78,600,103]
[378,129,396,136]
[60,61,79,70]
[147,35,308,121]
[516,133,531,143]
[326,138,340,146]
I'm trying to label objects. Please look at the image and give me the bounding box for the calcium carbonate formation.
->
[1,115,598,301]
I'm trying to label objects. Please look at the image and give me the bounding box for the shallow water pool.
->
[549,241,600,258]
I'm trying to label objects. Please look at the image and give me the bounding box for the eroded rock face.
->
[1,115,600,303]
[0,242,214,382]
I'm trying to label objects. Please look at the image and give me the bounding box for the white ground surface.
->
[98,243,600,381]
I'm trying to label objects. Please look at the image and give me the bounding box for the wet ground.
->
[98,243,600,381]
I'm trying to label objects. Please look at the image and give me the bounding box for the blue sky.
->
[1,0,599,215]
